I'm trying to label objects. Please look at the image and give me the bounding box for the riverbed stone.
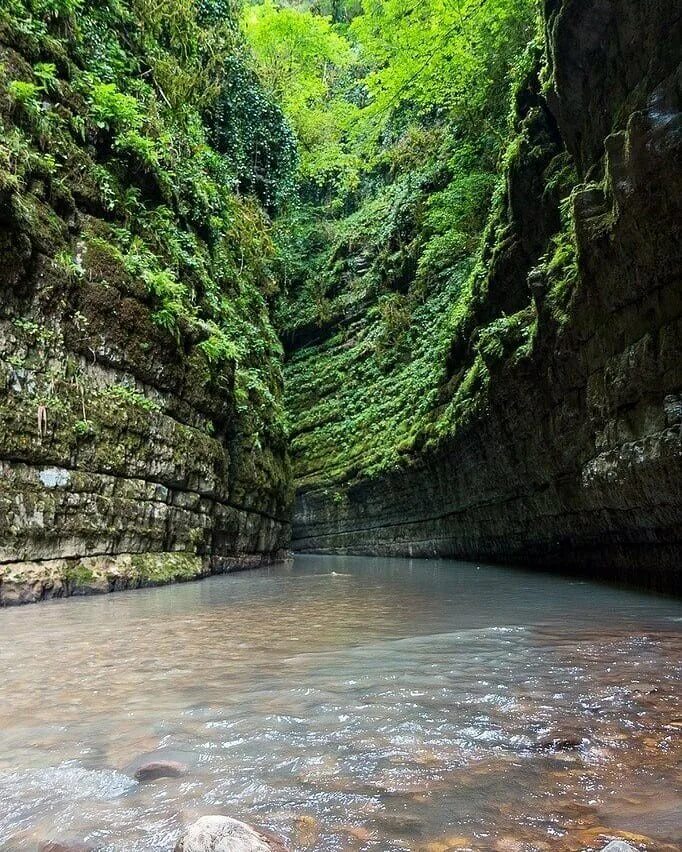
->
[133,759,187,782]
[174,816,289,852]
[535,729,584,750]
[38,842,97,852]
[598,843,638,852]
[629,682,659,695]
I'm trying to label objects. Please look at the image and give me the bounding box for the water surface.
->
[1,555,680,851]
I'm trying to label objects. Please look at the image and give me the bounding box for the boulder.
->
[599,843,638,852]
[174,816,288,852]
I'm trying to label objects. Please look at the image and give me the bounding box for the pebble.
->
[629,682,659,695]
[293,814,318,845]
[339,824,373,842]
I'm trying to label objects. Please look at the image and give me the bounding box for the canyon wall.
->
[0,5,291,604]
[290,0,682,592]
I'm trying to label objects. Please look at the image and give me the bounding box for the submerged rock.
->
[38,843,97,852]
[174,816,289,852]
[629,682,659,695]
[535,729,584,750]
[134,759,187,782]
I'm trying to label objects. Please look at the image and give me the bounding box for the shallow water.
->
[0,555,680,852]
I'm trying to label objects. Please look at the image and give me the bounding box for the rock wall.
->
[291,0,682,593]
[0,14,291,605]
[0,262,291,605]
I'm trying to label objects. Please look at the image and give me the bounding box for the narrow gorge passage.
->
[0,0,680,850]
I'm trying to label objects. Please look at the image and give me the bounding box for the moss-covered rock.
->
[288,0,682,592]
[0,0,293,604]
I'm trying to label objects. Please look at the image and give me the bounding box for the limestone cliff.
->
[289,0,682,592]
[0,0,292,604]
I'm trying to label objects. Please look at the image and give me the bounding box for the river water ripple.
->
[0,555,680,851]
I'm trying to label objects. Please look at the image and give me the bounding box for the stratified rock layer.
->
[0,13,291,605]
[0,258,290,605]
[291,0,682,592]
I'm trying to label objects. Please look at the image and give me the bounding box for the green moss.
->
[63,562,95,586]
[99,383,161,414]
[130,552,203,583]
[541,197,580,326]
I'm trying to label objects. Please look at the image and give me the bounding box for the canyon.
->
[0,0,680,603]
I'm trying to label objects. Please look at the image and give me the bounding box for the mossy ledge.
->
[0,550,289,606]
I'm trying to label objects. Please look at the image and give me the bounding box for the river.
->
[0,555,680,851]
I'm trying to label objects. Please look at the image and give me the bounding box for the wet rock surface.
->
[133,759,188,782]
[174,816,288,852]
[535,729,585,751]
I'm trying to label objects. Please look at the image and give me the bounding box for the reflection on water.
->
[0,555,680,851]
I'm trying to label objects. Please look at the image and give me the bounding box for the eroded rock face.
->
[0,295,291,604]
[174,816,289,852]
[291,0,682,593]
[0,22,292,606]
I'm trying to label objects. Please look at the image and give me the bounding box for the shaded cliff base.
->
[292,526,681,596]
[0,548,291,607]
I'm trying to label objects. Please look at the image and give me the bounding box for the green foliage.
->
[8,79,39,106]
[243,0,361,192]
[208,54,297,211]
[258,0,541,486]
[73,418,96,438]
[88,83,144,132]
[100,383,161,413]
[351,0,534,125]
[541,196,579,325]
[33,61,57,91]
[0,0,292,481]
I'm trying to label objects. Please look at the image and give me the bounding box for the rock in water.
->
[175,816,289,852]
[38,843,96,852]
[599,843,638,852]
[535,729,584,750]
[133,759,187,782]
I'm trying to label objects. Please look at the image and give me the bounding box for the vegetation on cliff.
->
[0,0,303,545]
[243,0,542,485]
[0,0,571,501]
[1,0,571,512]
